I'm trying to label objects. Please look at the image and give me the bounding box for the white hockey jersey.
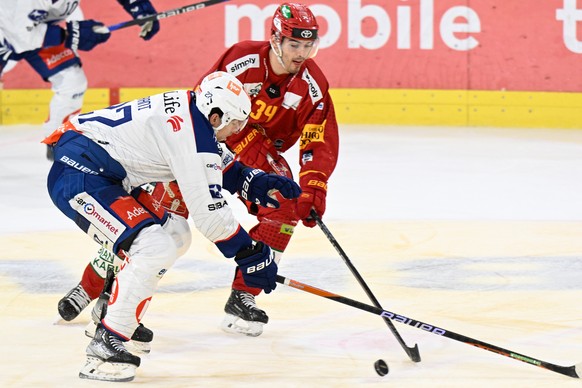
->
[69,89,242,246]
[0,0,80,53]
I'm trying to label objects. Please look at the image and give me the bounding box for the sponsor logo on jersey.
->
[209,184,223,199]
[266,84,281,98]
[221,151,234,168]
[70,193,126,241]
[28,9,48,22]
[208,200,228,211]
[316,102,324,110]
[163,91,182,114]
[244,82,263,97]
[282,92,302,110]
[206,163,221,171]
[299,120,327,149]
[110,197,152,228]
[302,69,323,104]
[226,54,260,77]
[167,115,184,132]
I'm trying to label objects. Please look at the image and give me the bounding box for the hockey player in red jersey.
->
[201,2,339,336]
[56,2,339,339]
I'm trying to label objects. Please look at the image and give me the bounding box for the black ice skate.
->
[79,324,141,382]
[58,283,93,321]
[221,289,268,337]
[85,268,154,354]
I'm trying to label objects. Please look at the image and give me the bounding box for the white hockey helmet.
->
[195,71,251,131]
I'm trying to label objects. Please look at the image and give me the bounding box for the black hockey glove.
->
[65,20,111,52]
[239,167,301,208]
[119,0,160,40]
[235,242,278,293]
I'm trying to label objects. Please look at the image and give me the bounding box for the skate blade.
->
[85,321,151,355]
[79,356,137,382]
[221,314,264,337]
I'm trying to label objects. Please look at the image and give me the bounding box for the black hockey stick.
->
[107,0,230,32]
[310,210,421,363]
[277,274,581,379]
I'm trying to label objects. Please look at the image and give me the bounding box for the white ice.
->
[1,124,582,387]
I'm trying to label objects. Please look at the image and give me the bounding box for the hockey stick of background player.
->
[277,274,582,379]
[107,0,230,32]
[310,209,421,363]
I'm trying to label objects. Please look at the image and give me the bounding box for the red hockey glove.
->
[296,173,327,227]
[143,181,189,218]
[230,125,279,172]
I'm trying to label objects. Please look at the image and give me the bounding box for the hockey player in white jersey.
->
[43,71,301,382]
[0,0,160,159]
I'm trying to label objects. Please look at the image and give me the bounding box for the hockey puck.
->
[374,359,389,376]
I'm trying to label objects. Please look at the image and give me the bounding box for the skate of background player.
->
[1,124,582,387]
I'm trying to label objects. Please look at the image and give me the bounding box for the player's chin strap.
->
[270,34,288,72]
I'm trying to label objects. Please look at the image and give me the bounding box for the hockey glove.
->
[239,167,301,209]
[235,242,277,293]
[296,172,327,227]
[119,0,160,40]
[230,125,279,172]
[65,20,111,52]
[150,182,189,218]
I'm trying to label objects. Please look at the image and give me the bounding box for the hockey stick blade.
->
[108,0,230,32]
[310,210,421,363]
[277,274,581,379]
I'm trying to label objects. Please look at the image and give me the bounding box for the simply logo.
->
[226,54,260,76]
[167,115,184,132]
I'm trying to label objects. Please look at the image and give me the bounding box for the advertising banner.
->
[4,0,582,92]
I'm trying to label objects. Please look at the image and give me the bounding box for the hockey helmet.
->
[271,3,319,41]
[195,71,251,131]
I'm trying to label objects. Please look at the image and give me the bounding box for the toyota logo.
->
[301,30,313,39]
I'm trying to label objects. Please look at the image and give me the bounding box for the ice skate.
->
[85,269,153,354]
[79,324,141,382]
[86,319,153,355]
[221,289,268,337]
[58,283,93,321]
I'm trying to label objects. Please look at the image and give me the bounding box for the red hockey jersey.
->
[201,40,339,184]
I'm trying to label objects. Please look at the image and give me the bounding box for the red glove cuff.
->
[296,172,328,227]
[229,126,278,172]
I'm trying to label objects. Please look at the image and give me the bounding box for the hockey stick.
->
[107,0,230,32]
[310,210,421,363]
[276,274,581,378]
